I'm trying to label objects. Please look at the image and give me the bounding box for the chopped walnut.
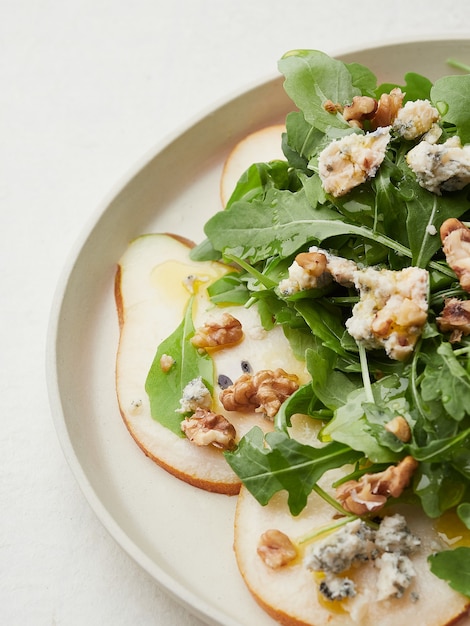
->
[323,99,343,114]
[295,251,328,278]
[370,88,405,129]
[437,297,470,342]
[257,529,297,569]
[384,416,412,443]
[440,218,470,293]
[343,96,378,129]
[180,407,236,450]
[159,353,175,372]
[191,313,243,350]
[219,368,299,419]
[336,456,418,515]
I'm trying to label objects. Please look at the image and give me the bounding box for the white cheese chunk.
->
[304,519,376,575]
[319,574,356,601]
[345,265,429,360]
[304,514,421,605]
[374,513,421,555]
[318,127,391,197]
[176,376,212,414]
[392,99,440,140]
[375,552,416,600]
[278,246,357,296]
[406,136,470,194]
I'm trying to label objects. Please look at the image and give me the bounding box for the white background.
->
[2,2,470,625]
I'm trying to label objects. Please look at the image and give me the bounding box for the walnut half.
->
[343,96,378,128]
[191,313,243,350]
[441,218,470,293]
[257,529,297,569]
[219,368,299,419]
[181,407,236,450]
[336,456,418,516]
[437,297,470,342]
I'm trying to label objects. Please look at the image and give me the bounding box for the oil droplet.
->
[151,261,201,307]
[313,572,348,614]
[434,509,470,547]
[150,260,228,312]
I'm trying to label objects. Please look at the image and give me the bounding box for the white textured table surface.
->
[2,2,470,625]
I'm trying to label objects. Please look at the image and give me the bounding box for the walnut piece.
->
[191,313,243,350]
[295,251,328,278]
[343,96,378,128]
[440,218,470,293]
[370,88,405,129]
[159,353,175,372]
[181,407,236,450]
[257,529,297,569]
[384,416,412,443]
[336,456,418,516]
[437,297,470,342]
[323,99,343,114]
[219,368,299,419]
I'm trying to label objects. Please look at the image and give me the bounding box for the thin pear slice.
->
[115,233,309,494]
[234,451,470,626]
[220,124,286,206]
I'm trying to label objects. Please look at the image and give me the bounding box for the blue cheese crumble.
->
[176,376,212,414]
[345,265,429,361]
[278,246,357,296]
[304,514,421,603]
[376,552,416,601]
[304,519,376,575]
[392,99,440,140]
[374,513,421,555]
[319,574,356,601]
[318,127,391,197]
[406,136,470,195]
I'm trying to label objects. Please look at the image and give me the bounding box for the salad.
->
[144,49,470,613]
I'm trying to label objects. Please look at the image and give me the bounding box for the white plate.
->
[47,38,470,626]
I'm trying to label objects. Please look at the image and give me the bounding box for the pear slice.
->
[234,449,470,626]
[115,233,309,494]
[220,124,286,207]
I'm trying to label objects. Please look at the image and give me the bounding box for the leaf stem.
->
[447,58,470,73]
[223,253,277,289]
[297,514,356,545]
[311,483,349,515]
[357,342,374,403]
[454,346,470,357]
[410,341,428,422]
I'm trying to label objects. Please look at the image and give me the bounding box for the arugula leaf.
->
[429,547,470,597]
[282,111,325,170]
[278,50,357,132]
[204,187,414,264]
[225,160,295,209]
[224,426,362,516]
[431,74,470,143]
[345,62,377,96]
[420,342,470,421]
[274,383,319,432]
[189,236,222,262]
[376,72,433,101]
[294,300,349,357]
[415,462,466,517]
[458,502,470,528]
[145,299,213,436]
[207,272,250,305]
[321,376,407,463]
[306,345,360,410]
[403,177,470,267]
